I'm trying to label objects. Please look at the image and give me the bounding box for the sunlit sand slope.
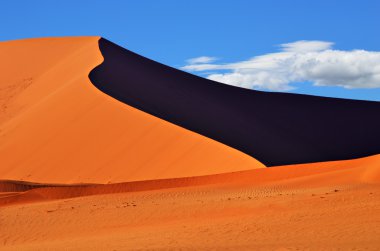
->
[0,37,263,184]
[0,154,378,204]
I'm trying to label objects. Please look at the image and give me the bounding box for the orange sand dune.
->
[0,154,379,206]
[0,155,379,250]
[1,36,379,250]
[0,37,263,184]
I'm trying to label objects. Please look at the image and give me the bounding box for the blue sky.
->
[1,0,379,101]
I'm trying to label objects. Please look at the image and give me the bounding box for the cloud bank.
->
[181,41,380,91]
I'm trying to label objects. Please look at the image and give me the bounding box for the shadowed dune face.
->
[0,37,264,184]
[90,38,380,166]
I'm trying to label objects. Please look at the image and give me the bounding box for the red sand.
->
[0,37,379,250]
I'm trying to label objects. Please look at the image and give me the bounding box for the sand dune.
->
[0,37,263,184]
[0,154,379,206]
[0,154,379,250]
[0,36,379,250]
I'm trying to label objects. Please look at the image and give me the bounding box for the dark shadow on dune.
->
[0,180,93,192]
[89,38,380,166]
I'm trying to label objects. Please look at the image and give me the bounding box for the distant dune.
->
[0,37,263,184]
[0,37,379,250]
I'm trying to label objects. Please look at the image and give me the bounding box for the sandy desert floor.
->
[1,155,379,250]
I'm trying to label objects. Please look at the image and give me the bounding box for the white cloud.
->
[280,40,333,52]
[186,56,218,64]
[181,40,380,91]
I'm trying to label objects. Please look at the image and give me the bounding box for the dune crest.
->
[0,37,263,184]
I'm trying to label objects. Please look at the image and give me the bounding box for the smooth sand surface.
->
[0,154,379,250]
[0,37,263,184]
